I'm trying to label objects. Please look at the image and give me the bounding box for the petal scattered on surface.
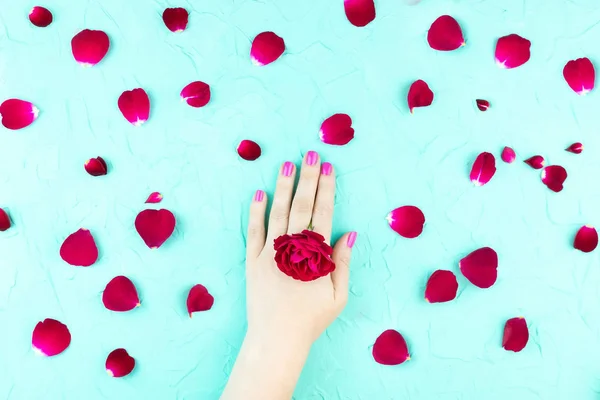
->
[563,58,595,95]
[250,32,285,66]
[162,8,189,32]
[344,0,376,27]
[524,155,545,169]
[0,208,12,231]
[29,6,53,27]
[32,319,71,357]
[425,270,458,303]
[102,276,140,312]
[237,140,262,161]
[135,209,176,249]
[181,81,211,108]
[187,284,215,317]
[427,15,465,51]
[541,165,567,193]
[118,88,150,126]
[59,228,99,267]
[502,317,529,352]
[145,192,163,204]
[84,157,107,176]
[501,147,516,164]
[476,99,490,111]
[495,34,531,69]
[565,142,583,154]
[386,206,425,239]
[574,225,598,253]
[459,247,498,289]
[106,348,135,378]
[408,80,434,112]
[0,99,39,130]
[71,29,110,66]
[470,152,496,186]
[372,329,410,365]
[319,114,355,145]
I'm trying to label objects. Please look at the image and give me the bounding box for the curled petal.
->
[102,276,140,312]
[32,319,71,356]
[476,99,490,111]
[344,0,376,27]
[541,165,567,193]
[427,15,464,51]
[106,348,135,377]
[425,270,458,303]
[145,192,163,204]
[319,114,354,145]
[0,99,39,130]
[187,284,215,317]
[250,32,285,66]
[574,225,598,253]
[495,34,531,69]
[181,81,210,108]
[408,80,433,113]
[524,155,545,169]
[84,157,107,176]
[162,8,188,32]
[29,6,53,27]
[502,317,529,352]
[565,142,583,154]
[459,247,498,289]
[60,228,99,267]
[0,208,11,231]
[386,206,425,239]
[372,329,410,365]
[563,58,595,95]
[501,146,516,164]
[237,140,262,161]
[118,88,150,126]
[71,29,110,66]
[135,209,176,249]
[470,152,496,186]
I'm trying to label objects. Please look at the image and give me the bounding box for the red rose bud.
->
[274,230,335,281]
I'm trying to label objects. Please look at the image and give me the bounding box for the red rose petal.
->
[71,29,110,67]
[574,225,598,253]
[425,270,458,303]
[145,192,163,204]
[524,155,545,169]
[459,247,498,289]
[29,6,53,27]
[135,209,176,249]
[237,140,262,161]
[162,8,188,32]
[32,318,71,357]
[427,15,465,51]
[495,34,531,69]
[118,88,150,126]
[386,206,425,239]
[541,165,567,193]
[84,156,107,176]
[502,317,529,352]
[344,0,376,28]
[250,32,285,66]
[372,329,410,365]
[0,99,39,130]
[0,208,11,231]
[106,348,135,378]
[102,276,140,312]
[476,99,490,111]
[501,146,516,164]
[319,113,355,145]
[181,81,211,108]
[187,284,215,317]
[563,58,595,95]
[59,228,99,267]
[407,80,434,113]
[470,152,496,186]
[565,142,583,154]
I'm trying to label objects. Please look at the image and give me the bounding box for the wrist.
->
[243,328,312,362]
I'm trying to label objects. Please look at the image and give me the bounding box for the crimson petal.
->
[565,142,583,154]
[541,165,567,193]
[162,8,188,32]
[102,276,140,312]
[106,348,135,378]
[0,208,11,231]
[135,209,176,249]
[250,32,285,66]
[524,155,545,169]
[425,270,458,303]
[407,80,434,113]
[459,247,498,289]
[470,152,496,186]
[344,0,376,28]
[574,225,598,253]
[71,29,110,66]
[502,317,529,352]
[84,156,107,176]
[319,113,354,145]
[237,140,262,161]
[501,146,516,164]
[118,88,150,126]
[563,58,595,95]
[0,99,39,130]
[427,15,464,51]
[187,284,215,317]
[60,228,99,267]
[32,319,71,356]
[476,99,490,111]
[145,192,163,204]
[372,329,410,365]
[495,34,531,69]
[29,6,53,27]
[387,206,425,239]
[181,81,210,108]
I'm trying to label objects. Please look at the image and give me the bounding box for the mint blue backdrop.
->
[1,0,600,399]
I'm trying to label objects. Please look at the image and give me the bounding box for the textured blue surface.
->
[2,0,600,399]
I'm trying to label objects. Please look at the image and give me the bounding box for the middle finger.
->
[288,151,321,233]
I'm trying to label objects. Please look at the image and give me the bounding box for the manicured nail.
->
[306,151,318,166]
[321,162,333,176]
[282,161,294,177]
[254,190,265,202]
[347,231,357,248]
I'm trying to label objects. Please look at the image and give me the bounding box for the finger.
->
[246,190,267,260]
[311,162,335,243]
[331,231,357,306]
[266,161,296,245]
[288,151,321,233]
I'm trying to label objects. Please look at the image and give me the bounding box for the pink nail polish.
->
[347,231,357,248]
[282,162,294,177]
[254,190,264,202]
[321,162,333,176]
[306,151,318,166]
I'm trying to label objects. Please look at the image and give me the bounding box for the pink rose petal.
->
[84,156,107,176]
[106,348,135,378]
[32,319,71,357]
[386,206,425,239]
[459,247,498,289]
[135,209,176,249]
[425,270,458,303]
[565,142,583,154]
[250,32,285,66]
[0,208,11,231]
[237,140,262,161]
[476,99,490,111]
[71,29,110,66]
[427,15,465,51]
[29,6,53,27]
[470,152,496,186]
[524,155,545,169]
[118,88,150,126]
[372,329,410,365]
[574,225,598,253]
[319,114,354,145]
[59,228,99,267]
[501,146,516,164]
[162,8,188,32]
[0,99,39,130]
[541,165,567,193]
[563,58,595,95]
[102,276,140,312]
[408,80,434,113]
[502,317,529,352]
[181,81,211,108]
[495,34,531,69]
[187,284,215,317]
[145,192,163,204]
[344,0,376,28]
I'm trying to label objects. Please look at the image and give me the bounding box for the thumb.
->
[330,231,357,304]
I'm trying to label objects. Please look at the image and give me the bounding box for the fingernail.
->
[254,190,264,202]
[282,161,294,177]
[347,231,357,248]
[306,151,318,166]
[321,162,333,176]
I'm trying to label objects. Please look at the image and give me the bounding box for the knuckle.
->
[312,202,333,218]
[294,200,314,215]
[270,209,289,223]
[247,225,261,238]
[339,255,351,268]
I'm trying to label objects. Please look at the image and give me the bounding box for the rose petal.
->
[476,99,490,111]
[145,192,163,204]
[71,29,110,66]
[407,80,434,113]
[32,319,71,356]
[0,208,11,231]
[59,228,99,267]
[118,88,150,126]
[102,276,140,312]
[524,155,545,169]
[425,270,458,303]
[541,165,567,193]
[84,156,107,176]
[344,0,376,28]
[187,284,215,317]
[0,99,39,130]
[565,142,583,154]
[250,32,285,66]
[162,7,188,32]
[181,81,210,108]
[563,57,595,95]
[386,206,425,239]
[237,140,262,161]
[495,34,531,69]
[29,6,53,27]
[427,15,464,51]
[319,113,354,145]
[574,225,598,253]
[372,329,410,365]
[106,348,135,378]
[501,146,516,164]
[502,317,529,352]
[135,209,176,249]
[470,152,496,186]
[459,247,498,289]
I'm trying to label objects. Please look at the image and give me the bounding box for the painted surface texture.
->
[2,0,600,399]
